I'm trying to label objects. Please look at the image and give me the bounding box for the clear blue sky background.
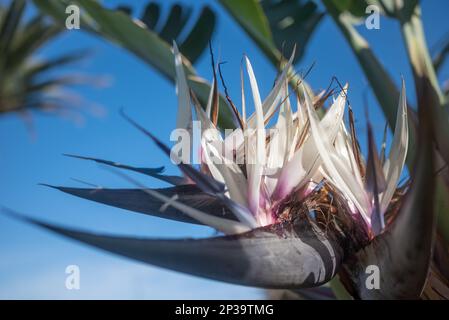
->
[0,0,448,299]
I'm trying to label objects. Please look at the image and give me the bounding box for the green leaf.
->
[34,0,179,79]
[220,0,273,41]
[373,0,418,21]
[23,50,90,78]
[141,2,159,30]
[219,0,281,65]
[115,5,132,16]
[158,4,191,42]
[0,0,91,117]
[261,0,324,63]
[5,20,62,73]
[179,7,216,64]
[432,34,449,73]
[218,0,323,100]
[33,0,235,129]
[330,0,368,18]
[0,0,26,54]
[122,2,216,64]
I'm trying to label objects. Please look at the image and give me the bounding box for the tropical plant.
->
[0,0,91,122]
[4,46,439,299]
[32,0,325,127]
[116,1,216,65]
[4,0,447,299]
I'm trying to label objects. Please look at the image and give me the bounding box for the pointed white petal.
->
[194,97,216,130]
[205,77,215,118]
[296,95,307,128]
[266,82,292,195]
[281,82,294,164]
[273,88,347,200]
[245,56,266,216]
[305,86,371,223]
[173,42,192,130]
[202,139,248,207]
[247,49,296,126]
[223,129,244,155]
[192,96,223,157]
[120,173,250,235]
[240,66,247,127]
[380,81,409,213]
[334,124,364,189]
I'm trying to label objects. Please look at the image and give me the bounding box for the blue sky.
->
[0,0,448,299]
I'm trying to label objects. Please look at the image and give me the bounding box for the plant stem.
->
[398,4,449,243]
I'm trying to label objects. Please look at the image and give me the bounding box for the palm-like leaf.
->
[118,2,215,64]
[261,0,324,64]
[432,33,449,73]
[0,0,89,116]
[218,0,322,100]
[219,0,324,65]
[33,0,235,129]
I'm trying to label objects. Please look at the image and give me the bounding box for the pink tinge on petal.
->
[264,201,276,225]
[271,162,308,202]
[183,176,196,185]
[346,200,373,235]
[347,199,361,216]
[272,177,311,205]
[260,185,275,226]
[247,183,259,217]
[199,145,206,164]
[303,182,317,198]
[271,180,289,202]
[248,183,275,227]
[268,213,276,225]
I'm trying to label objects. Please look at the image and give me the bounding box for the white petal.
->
[296,94,307,128]
[202,139,248,207]
[334,124,364,189]
[135,177,250,235]
[380,80,408,213]
[305,86,371,223]
[173,42,192,130]
[273,87,347,200]
[205,77,215,118]
[247,49,296,127]
[265,82,292,195]
[240,66,246,127]
[245,56,266,215]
